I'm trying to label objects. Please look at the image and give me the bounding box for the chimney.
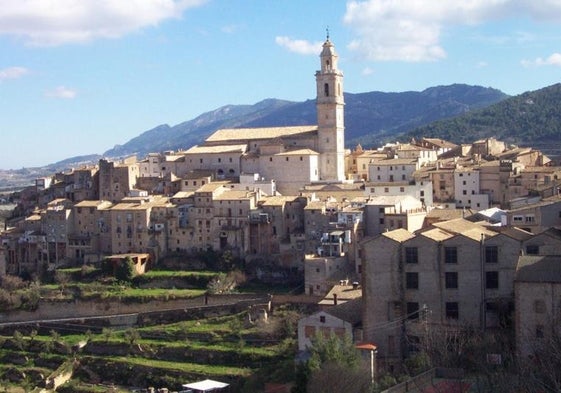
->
[333,293,338,305]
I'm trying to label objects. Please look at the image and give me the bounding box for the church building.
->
[181,36,346,195]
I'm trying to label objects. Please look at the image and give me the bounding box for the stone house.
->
[514,255,561,358]
[297,298,363,351]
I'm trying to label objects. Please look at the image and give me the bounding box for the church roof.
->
[205,125,318,143]
[184,144,247,154]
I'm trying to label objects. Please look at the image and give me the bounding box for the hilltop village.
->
[2,37,561,381]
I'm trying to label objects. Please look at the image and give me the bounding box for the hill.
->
[403,83,561,157]
[0,84,507,190]
[102,84,507,159]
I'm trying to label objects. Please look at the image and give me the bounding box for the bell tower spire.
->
[315,34,345,182]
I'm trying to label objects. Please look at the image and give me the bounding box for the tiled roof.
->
[383,228,415,242]
[516,255,561,283]
[261,195,301,206]
[206,125,318,142]
[324,297,363,325]
[432,218,496,239]
[419,228,454,241]
[184,144,248,154]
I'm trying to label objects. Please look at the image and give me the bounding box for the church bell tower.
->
[316,33,345,182]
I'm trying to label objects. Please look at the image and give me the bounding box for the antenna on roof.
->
[326,26,330,41]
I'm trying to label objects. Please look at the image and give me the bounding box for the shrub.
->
[0,288,13,310]
[0,275,25,291]
[115,257,135,282]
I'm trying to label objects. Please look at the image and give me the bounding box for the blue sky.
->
[2,0,561,170]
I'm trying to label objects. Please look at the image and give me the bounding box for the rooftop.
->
[206,125,318,142]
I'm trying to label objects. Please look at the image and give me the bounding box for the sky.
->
[2,0,561,170]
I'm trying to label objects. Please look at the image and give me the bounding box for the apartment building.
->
[98,158,140,203]
[360,218,529,366]
[454,167,489,210]
[506,196,561,233]
[365,180,433,207]
[68,200,113,263]
[369,158,420,184]
[363,195,425,236]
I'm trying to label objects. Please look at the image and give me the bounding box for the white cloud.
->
[343,0,561,62]
[0,66,29,80]
[275,36,323,55]
[361,67,374,76]
[44,86,77,99]
[476,61,488,68]
[521,53,561,67]
[0,0,207,46]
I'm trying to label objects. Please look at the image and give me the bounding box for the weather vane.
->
[326,26,330,40]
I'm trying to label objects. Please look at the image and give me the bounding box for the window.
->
[525,215,535,223]
[406,272,419,289]
[446,302,459,319]
[320,315,326,323]
[405,247,418,264]
[526,245,539,255]
[485,246,498,263]
[445,272,458,289]
[513,215,523,223]
[486,271,499,289]
[444,247,457,264]
[407,302,419,320]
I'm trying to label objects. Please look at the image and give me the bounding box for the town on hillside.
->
[2,37,561,392]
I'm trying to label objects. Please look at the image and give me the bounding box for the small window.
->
[445,272,458,289]
[486,271,499,289]
[485,246,498,263]
[320,315,326,323]
[526,245,539,255]
[446,302,459,319]
[407,302,419,320]
[534,299,546,314]
[406,272,419,289]
[444,247,457,264]
[405,247,418,264]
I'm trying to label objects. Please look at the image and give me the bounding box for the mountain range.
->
[102,83,508,159]
[10,82,561,190]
